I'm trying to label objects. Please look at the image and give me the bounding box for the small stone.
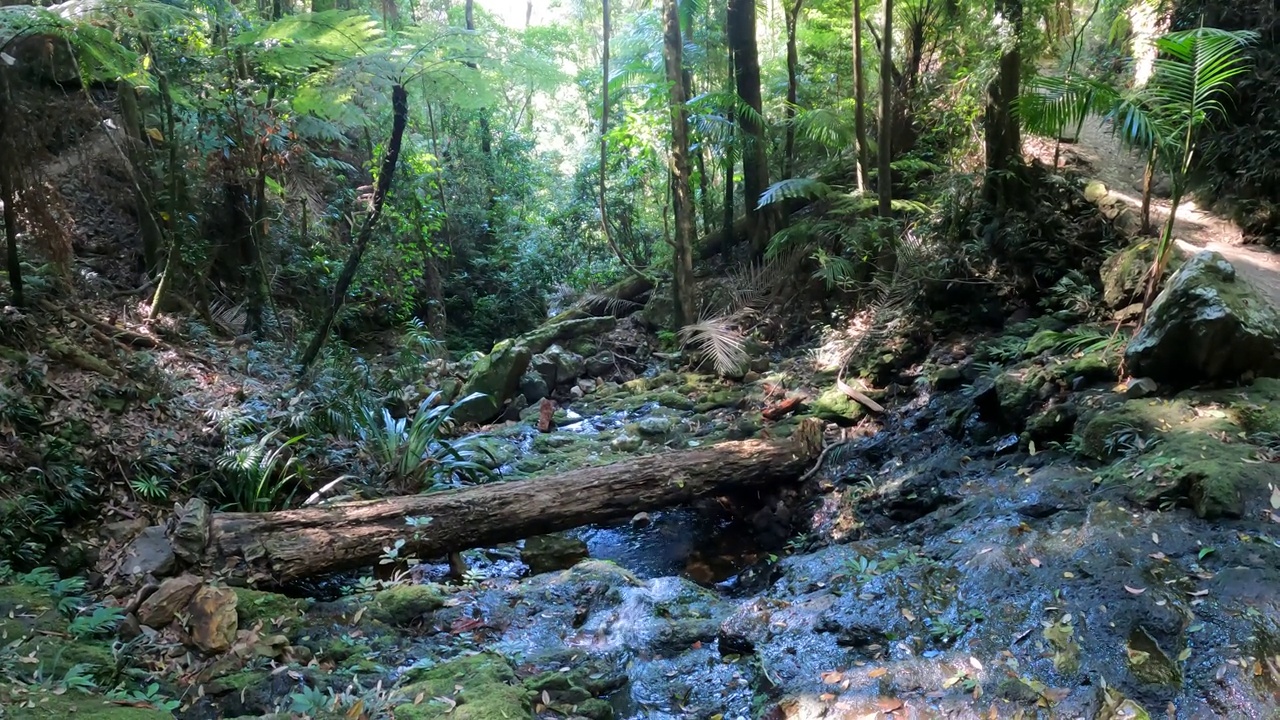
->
[630,512,652,528]
[636,416,674,438]
[187,585,239,654]
[122,525,176,578]
[611,434,643,452]
[585,350,617,377]
[749,357,772,373]
[1124,377,1158,399]
[743,371,762,384]
[931,365,964,391]
[118,613,142,640]
[138,574,202,628]
[569,385,585,399]
[521,534,589,575]
[100,518,149,544]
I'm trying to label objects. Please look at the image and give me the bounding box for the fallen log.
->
[200,420,824,586]
[544,274,654,325]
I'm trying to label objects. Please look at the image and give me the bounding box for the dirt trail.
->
[1048,117,1280,308]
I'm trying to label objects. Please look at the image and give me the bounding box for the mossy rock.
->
[1075,399,1194,460]
[394,652,529,720]
[369,584,446,626]
[0,688,172,719]
[234,588,308,629]
[0,584,63,638]
[1101,240,1171,309]
[810,387,865,425]
[653,391,695,411]
[1125,430,1259,519]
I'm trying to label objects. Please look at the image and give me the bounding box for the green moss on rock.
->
[394,653,528,720]
[810,387,865,425]
[234,588,308,629]
[0,689,171,719]
[370,584,446,626]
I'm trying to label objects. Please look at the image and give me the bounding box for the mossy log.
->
[200,421,824,586]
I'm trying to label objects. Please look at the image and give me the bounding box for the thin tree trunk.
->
[853,0,870,192]
[722,102,735,249]
[664,0,698,328]
[298,85,410,373]
[118,83,163,277]
[877,0,894,257]
[784,0,803,179]
[424,101,450,337]
[1140,146,1155,235]
[983,0,1023,208]
[728,0,777,258]
[1,153,20,308]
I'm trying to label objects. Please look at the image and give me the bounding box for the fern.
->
[678,311,750,376]
[757,177,834,209]
[232,10,385,75]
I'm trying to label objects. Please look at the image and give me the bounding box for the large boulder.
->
[638,285,676,330]
[454,339,534,424]
[519,316,616,354]
[544,344,585,386]
[1125,251,1280,384]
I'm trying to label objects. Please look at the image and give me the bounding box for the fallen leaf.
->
[1124,585,1146,595]
[1063,571,1075,579]
[877,697,904,712]
[1270,487,1280,510]
[1152,532,1160,544]
[902,608,916,622]
[1029,557,1042,568]
[837,376,885,413]
[969,656,984,670]
[868,667,888,678]
[819,692,837,701]
[820,670,844,684]
[1189,589,1209,597]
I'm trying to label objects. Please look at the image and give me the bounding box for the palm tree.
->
[1018,26,1257,313]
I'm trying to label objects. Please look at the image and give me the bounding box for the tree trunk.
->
[722,102,735,250]
[728,0,777,258]
[201,425,823,585]
[983,0,1023,207]
[877,0,894,257]
[1,151,20,309]
[542,273,654,324]
[118,83,163,278]
[1140,146,1155,235]
[783,0,803,179]
[664,0,698,328]
[298,85,410,372]
[853,0,870,192]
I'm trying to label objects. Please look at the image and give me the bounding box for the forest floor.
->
[1057,117,1280,308]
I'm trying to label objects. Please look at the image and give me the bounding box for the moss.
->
[206,669,272,695]
[370,584,446,626]
[0,688,171,719]
[394,652,528,720]
[0,585,61,638]
[234,588,308,629]
[1024,330,1062,357]
[810,387,865,425]
[573,698,615,720]
[654,391,695,411]
[692,390,742,413]
[1075,399,1194,460]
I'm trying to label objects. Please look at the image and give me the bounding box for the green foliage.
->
[67,606,125,640]
[355,392,496,491]
[215,430,307,512]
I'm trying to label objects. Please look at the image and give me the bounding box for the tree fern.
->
[757,177,833,208]
[232,10,386,75]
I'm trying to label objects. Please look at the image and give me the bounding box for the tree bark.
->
[664,0,698,328]
[983,0,1023,208]
[852,0,870,192]
[2,70,22,307]
[783,0,803,179]
[117,83,163,278]
[201,425,823,585]
[542,273,654,324]
[728,0,778,258]
[877,0,894,257]
[298,85,410,372]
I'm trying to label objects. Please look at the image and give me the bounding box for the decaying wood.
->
[201,421,823,586]
[762,395,803,421]
[537,398,555,433]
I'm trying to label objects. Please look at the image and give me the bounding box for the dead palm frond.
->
[678,308,752,376]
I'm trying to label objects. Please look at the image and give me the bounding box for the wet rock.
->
[639,287,676,330]
[455,339,534,424]
[121,525,175,578]
[1126,626,1181,686]
[545,344,586,385]
[569,385,584,399]
[370,584,445,626]
[172,497,210,566]
[630,512,651,528]
[522,534,589,574]
[188,585,238,653]
[611,434,642,452]
[1025,401,1077,444]
[530,353,557,387]
[635,416,674,438]
[930,365,964,391]
[584,350,616,377]
[396,652,529,720]
[137,574,201,628]
[1124,377,1158,399]
[970,376,1001,423]
[519,371,549,403]
[117,612,142,640]
[1125,251,1280,385]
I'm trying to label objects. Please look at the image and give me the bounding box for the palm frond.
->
[678,312,750,376]
[757,177,833,208]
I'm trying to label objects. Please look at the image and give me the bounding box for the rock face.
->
[1125,251,1280,384]
[172,498,210,565]
[521,534,589,575]
[188,585,239,653]
[1100,240,1161,309]
[519,316,616,354]
[454,339,534,424]
[121,525,175,578]
[584,350,616,378]
[518,371,549,403]
[544,344,585,386]
[138,574,202,628]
